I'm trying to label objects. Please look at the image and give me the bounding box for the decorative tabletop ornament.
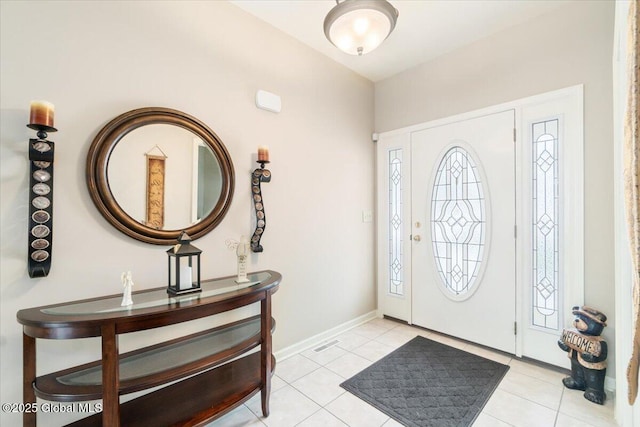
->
[166,231,202,295]
[558,306,608,404]
[120,271,134,306]
[226,236,250,283]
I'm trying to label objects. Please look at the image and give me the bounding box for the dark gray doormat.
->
[340,336,509,427]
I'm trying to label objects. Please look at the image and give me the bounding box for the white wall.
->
[0,1,374,425]
[375,0,616,377]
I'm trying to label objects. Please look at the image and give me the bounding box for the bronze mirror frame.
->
[86,107,235,245]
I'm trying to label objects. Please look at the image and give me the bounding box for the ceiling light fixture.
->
[323,0,399,56]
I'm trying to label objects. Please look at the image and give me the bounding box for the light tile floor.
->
[206,317,617,427]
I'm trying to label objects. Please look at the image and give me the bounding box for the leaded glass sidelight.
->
[430,146,486,298]
[531,119,560,330]
[388,149,404,296]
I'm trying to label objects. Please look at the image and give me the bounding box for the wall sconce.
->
[323,0,399,56]
[251,146,271,252]
[166,231,202,295]
[27,101,56,278]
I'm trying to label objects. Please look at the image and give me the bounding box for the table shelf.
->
[66,352,276,427]
[35,316,275,401]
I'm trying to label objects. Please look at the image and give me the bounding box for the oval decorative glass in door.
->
[430,146,488,299]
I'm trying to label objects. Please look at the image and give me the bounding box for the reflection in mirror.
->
[107,124,222,230]
[86,107,234,245]
[195,141,222,222]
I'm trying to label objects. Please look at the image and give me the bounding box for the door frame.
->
[376,85,584,359]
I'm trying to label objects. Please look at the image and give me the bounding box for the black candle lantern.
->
[167,231,202,295]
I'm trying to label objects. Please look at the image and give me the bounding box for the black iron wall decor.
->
[251,146,271,252]
[27,101,56,278]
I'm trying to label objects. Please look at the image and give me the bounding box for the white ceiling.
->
[230,0,569,82]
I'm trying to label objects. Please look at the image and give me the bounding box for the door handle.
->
[413,235,421,242]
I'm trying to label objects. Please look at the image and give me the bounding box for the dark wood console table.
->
[17,270,281,427]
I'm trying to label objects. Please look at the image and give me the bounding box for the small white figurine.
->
[226,236,250,283]
[121,271,134,306]
[236,235,250,283]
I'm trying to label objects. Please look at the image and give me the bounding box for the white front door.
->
[411,110,516,354]
[376,86,584,364]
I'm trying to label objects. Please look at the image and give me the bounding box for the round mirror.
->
[87,107,234,245]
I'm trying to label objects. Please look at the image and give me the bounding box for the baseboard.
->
[274,310,378,362]
[605,376,616,394]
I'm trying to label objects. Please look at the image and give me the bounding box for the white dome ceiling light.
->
[323,0,399,56]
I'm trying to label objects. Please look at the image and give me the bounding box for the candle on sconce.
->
[258,145,269,162]
[29,100,55,128]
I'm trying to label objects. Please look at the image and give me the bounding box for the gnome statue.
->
[558,306,608,404]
